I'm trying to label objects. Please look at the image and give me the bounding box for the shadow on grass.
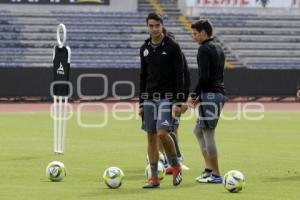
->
[121,169,145,181]
[264,175,300,182]
[0,155,48,162]
[80,180,202,198]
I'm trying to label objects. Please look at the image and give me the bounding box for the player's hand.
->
[138,107,144,118]
[172,105,181,118]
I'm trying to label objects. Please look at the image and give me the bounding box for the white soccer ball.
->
[46,161,66,182]
[103,167,124,189]
[223,170,246,193]
[146,152,166,165]
[145,161,166,180]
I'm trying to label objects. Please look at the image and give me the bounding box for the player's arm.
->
[172,43,185,117]
[193,47,210,97]
[181,53,190,113]
[188,47,210,108]
[173,43,185,103]
[139,47,147,116]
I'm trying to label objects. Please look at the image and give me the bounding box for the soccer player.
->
[139,13,184,188]
[187,19,226,184]
[162,30,190,173]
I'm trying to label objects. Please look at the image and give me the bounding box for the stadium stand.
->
[0,1,300,70]
[0,0,243,70]
[0,0,300,99]
[138,0,181,16]
[138,0,243,68]
[194,12,300,69]
[0,3,198,69]
[0,11,147,68]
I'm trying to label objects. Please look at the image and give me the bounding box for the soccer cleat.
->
[166,167,173,175]
[172,164,182,186]
[181,164,190,171]
[195,170,213,183]
[196,173,223,184]
[143,177,160,189]
[178,155,190,171]
[207,175,223,184]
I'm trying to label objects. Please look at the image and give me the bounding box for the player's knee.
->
[147,133,157,143]
[193,127,202,138]
[157,129,169,139]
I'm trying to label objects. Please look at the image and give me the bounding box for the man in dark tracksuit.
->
[139,13,184,188]
[162,31,190,173]
[188,19,226,184]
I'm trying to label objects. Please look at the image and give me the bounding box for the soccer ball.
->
[103,167,124,189]
[46,161,66,182]
[146,152,166,165]
[145,161,166,180]
[223,170,246,193]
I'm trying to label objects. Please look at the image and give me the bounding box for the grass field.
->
[0,111,300,200]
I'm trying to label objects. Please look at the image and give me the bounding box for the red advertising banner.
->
[187,0,300,8]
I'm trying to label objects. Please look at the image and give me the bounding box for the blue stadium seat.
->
[2,9,299,69]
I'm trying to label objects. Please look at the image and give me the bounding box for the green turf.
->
[0,111,300,200]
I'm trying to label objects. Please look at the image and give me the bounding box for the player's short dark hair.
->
[146,12,164,24]
[191,19,213,37]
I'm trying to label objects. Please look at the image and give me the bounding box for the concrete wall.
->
[0,0,138,12]
[0,68,300,98]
